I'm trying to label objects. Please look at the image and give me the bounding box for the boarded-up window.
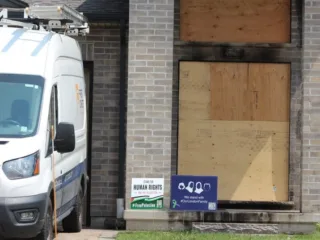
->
[178,62,291,202]
[180,0,291,43]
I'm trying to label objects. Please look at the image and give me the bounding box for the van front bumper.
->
[0,193,47,239]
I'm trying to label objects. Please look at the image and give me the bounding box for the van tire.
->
[62,187,83,233]
[34,199,53,240]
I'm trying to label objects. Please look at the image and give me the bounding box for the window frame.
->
[45,84,59,157]
[0,74,45,138]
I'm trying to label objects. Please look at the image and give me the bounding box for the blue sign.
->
[170,175,218,211]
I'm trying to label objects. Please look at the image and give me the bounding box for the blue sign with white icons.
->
[170,175,218,211]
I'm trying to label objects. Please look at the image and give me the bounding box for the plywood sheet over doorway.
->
[210,63,290,121]
[180,0,291,43]
[178,62,290,202]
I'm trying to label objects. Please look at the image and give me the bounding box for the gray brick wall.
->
[301,0,320,213]
[125,0,174,209]
[172,0,303,209]
[23,0,312,220]
[76,27,121,218]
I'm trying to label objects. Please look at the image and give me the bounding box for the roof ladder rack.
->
[0,8,37,29]
[0,4,90,36]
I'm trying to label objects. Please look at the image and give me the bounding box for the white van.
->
[0,5,88,240]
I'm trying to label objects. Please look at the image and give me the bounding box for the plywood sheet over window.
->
[178,62,290,202]
[180,0,291,43]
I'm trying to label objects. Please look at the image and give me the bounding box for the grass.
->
[116,231,320,240]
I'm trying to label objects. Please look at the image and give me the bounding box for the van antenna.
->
[0,4,89,36]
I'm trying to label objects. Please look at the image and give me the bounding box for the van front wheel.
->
[34,199,53,240]
[62,187,83,233]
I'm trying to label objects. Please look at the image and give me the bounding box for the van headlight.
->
[2,151,40,180]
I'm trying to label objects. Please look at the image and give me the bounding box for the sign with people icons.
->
[170,175,218,211]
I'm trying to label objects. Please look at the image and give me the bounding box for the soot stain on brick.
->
[219,47,281,63]
[221,47,245,60]
[296,109,302,140]
[249,48,279,62]
[295,0,303,47]
[191,46,216,61]
[188,45,283,63]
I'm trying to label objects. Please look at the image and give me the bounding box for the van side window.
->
[46,85,58,157]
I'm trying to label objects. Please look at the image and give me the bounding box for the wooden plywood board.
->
[210,63,253,121]
[180,0,291,43]
[178,61,291,202]
[211,63,290,122]
[179,62,211,120]
[248,63,291,121]
[178,120,289,202]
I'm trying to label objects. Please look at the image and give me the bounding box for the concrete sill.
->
[124,209,320,224]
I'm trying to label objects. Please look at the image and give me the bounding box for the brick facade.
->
[19,0,320,230]
[301,0,320,213]
[76,27,121,218]
[125,0,174,210]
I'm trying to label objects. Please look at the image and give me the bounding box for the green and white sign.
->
[130,178,164,210]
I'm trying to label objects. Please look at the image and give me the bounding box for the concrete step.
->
[192,222,316,235]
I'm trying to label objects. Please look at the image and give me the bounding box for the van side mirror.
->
[54,122,75,153]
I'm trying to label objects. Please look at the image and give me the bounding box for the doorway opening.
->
[83,61,94,227]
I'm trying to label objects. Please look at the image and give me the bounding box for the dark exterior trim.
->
[118,18,127,202]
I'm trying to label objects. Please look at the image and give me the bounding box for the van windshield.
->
[0,74,44,138]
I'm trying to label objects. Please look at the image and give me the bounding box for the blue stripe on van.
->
[55,161,86,192]
[31,33,53,56]
[1,29,25,53]
[57,195,77,217]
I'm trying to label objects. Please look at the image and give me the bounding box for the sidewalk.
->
[55,229,118,240]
